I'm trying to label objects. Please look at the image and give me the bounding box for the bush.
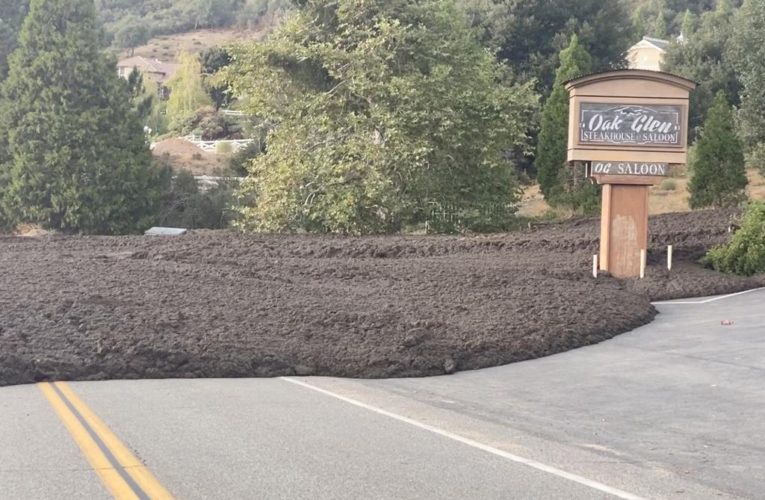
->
[660,179,678,191]
[160,170,238,229]
[216,142,233,155]
[703,202,765,276]
[182,106,242,140]
[749,143,765,176]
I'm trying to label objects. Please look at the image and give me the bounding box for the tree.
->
[127,67,154,122]
[459,0,634,95]
[112,15,149,56]
[0,0,29,79]
[223,0,537,234]
[663,0,740,137]
[166,52,213,133]
[688,92,748,209]
[0,0,166,234]
[730,0,765,154]
[200,47,233,109]
[536,35,599,213]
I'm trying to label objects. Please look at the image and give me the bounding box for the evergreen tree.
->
[127,67,155,122]
[536,35,598,213]
[0,0,166,233]
[0,0,29,79]
[688,92,748,209]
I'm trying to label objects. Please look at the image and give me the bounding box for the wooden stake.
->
[640,249,647,279]
[593,255,598,278]
[667,245,673,272]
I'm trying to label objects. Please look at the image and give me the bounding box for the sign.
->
[591,161,669,177]
[579,103,682,147]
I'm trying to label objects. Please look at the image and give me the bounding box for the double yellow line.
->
[38,382,174,500]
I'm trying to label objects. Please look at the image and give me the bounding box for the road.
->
[1,289,764,499]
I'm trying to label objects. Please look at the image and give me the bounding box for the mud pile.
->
[1,209,761,386]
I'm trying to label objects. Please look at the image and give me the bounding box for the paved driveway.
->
[2,289,763,499]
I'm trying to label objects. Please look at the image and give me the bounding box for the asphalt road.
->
[1,288,763,499]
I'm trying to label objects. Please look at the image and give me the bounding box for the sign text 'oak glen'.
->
[579,104,682,147]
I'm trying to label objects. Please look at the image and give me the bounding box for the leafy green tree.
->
[112,15,149,56]
[688,92,748,209]
[632,0,723,37]
[166,52,213,133]
[536,35,598,213]
[459,0,634,95]
[704,201,765,275]
[0,0,166,233]
[730,0,765,154]
[663,0,740,136]
[200,47,233,109]
[224,0,537,234]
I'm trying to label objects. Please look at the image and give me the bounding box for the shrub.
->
[216,142,233,155]
[160,170,238,229]
[660,179,678,191]
[704,202,765,276]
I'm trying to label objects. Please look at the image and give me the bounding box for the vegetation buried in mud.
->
[704,202,765,276]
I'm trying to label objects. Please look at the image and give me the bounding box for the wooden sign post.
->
[566,70,696,278]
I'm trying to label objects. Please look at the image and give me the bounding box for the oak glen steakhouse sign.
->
[579,104,682,147]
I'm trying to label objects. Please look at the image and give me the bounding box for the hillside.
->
[123,28,263,62]
[100,0,289,51]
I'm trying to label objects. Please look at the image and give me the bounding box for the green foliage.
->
[729,0,765,153]
[112,14,149,55]
[536,35,599,214]
[0,0,29,79]
[127,67,155,121]
[228,139,265,177]
[200,47,233,109]
[96,0,291,44]
[459,0,634,95]
[660,179,678,191]
[688,92,748,209]
[663,0,740,135]
[223,0,537,234]
[704,202,765,275]
[181,106,242,140]
[160,170,238,229]
[631,0,724,37]
[0,0,167,234]
[166,52,213,132]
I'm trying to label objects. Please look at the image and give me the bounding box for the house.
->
[627,36,671,72]
[116,56,180,99]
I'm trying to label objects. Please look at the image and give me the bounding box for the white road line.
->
[281,377,645,500]
[654,287,765,305]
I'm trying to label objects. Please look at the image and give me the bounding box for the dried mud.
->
[1,209,762,386]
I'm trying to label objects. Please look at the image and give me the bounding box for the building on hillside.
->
[627,36,671,72]
[117,56,180,99]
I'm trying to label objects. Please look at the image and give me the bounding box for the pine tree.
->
[688,92,748,209]
[0,0,166,233]
[536,35,598,213]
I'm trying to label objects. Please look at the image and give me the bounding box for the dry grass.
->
[152,138,231,176]
[121,29,263,63]
[518,168,765,218]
